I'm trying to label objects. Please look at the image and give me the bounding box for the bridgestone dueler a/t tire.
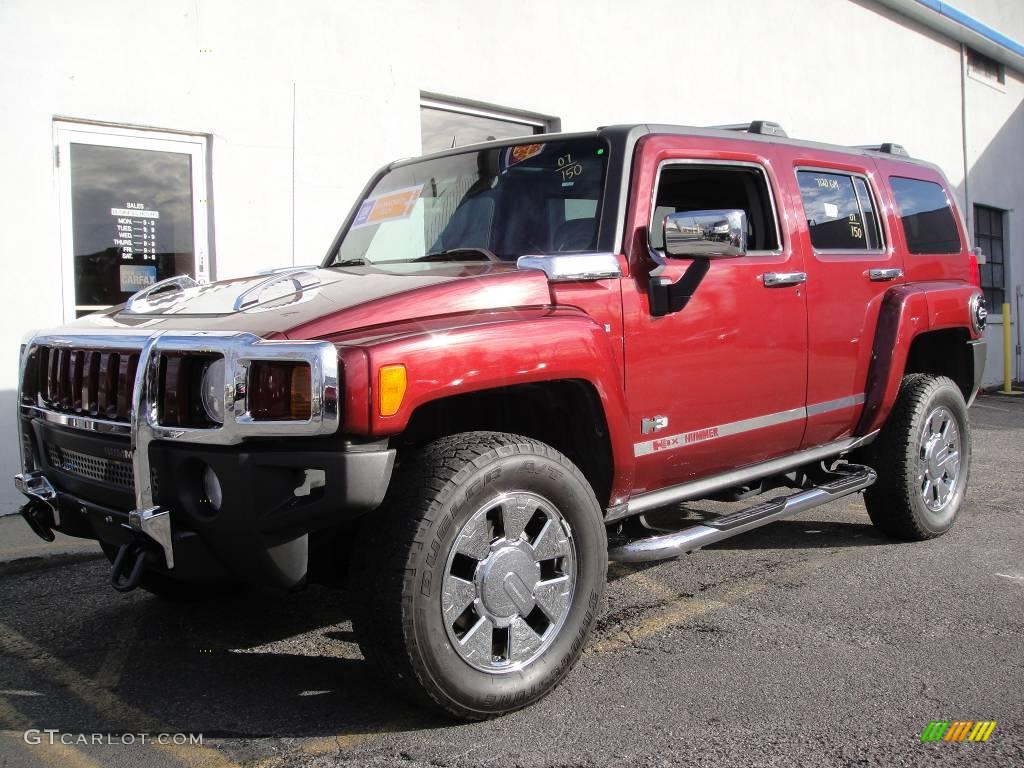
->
[348,432,607,720]
[863,374,971,541]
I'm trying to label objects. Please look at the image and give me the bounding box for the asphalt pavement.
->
[0,393,1021,767]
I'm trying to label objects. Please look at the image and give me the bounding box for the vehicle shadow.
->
[0,558,449,742]
[704,518,890,550]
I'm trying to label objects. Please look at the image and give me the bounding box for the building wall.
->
[0,0,1021,512]
[965,67,1024,384]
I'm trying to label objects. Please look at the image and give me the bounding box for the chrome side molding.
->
[516,252,622,282]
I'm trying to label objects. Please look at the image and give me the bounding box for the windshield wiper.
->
[330,258,367,267]
[415,247,500,263]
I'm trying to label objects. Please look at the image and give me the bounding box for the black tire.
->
[348,431,607,720]
[863,374,971,540]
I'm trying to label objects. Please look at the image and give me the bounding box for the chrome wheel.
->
[442,491,576,673]
[918,406,961,513]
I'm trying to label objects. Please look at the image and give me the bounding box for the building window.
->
[420,94,556,155]
[54,121,210,319]
[967,48,1005,86]
[975,204,1006,310]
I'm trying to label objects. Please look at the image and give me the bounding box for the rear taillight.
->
[968,251,982,289]
[249,361,312,420]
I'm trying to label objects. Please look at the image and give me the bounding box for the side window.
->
[889,177,962,254]
[797,170,882,251]
[650,165,779,251]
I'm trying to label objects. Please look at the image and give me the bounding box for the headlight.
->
[249,361,312,420]
[200,358,226,424]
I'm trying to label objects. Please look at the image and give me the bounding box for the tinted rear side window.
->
[889,177,961,254]
[797,171,881,250]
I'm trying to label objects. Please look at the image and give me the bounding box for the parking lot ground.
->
[0,392,1022,767]
[0,512,98,569]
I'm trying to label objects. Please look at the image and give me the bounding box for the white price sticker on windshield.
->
[351,185,423,229]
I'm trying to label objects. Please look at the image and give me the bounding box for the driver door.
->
[622,142,808,494]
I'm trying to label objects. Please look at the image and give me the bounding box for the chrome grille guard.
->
[16,330,341,565]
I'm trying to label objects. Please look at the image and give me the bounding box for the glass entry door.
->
[55,122,209,318]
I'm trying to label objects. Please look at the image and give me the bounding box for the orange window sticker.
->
[505,143,545,167]
[351,184,423,229]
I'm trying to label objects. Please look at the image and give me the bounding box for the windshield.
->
[330,137,608,265]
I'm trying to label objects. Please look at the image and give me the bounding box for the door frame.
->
[53,120,210,321]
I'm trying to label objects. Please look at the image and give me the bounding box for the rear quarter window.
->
[889,177,961,254]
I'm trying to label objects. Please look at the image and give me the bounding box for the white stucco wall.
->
[965,66,1024,385]
[0,0,1021,513]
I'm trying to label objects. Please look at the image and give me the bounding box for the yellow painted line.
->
[0,620,239,768]
[592,557,831,654]
[0,694,105,768]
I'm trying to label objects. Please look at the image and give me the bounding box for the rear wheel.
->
[348,431,607,720]
[863,374,971,540]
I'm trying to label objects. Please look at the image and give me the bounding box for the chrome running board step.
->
[608,464,876,563]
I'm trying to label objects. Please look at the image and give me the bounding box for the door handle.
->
[868,268,903,282]
[763,271,807,287]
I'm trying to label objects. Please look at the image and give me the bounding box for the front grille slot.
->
[33,346,140,423]
[42,442,160,498]
[45,443,134,489]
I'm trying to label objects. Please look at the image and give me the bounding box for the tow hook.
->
[111,542,157,592]
[14,471,59,542]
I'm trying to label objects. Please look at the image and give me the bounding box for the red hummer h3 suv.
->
[15,122,987,719]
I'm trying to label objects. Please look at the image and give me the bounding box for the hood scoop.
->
[121,268,327,316]
[124,275,199,313]
[233,268,321,311]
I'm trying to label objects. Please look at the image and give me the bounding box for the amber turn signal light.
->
[249,361,312,420]
[378,364,407,417]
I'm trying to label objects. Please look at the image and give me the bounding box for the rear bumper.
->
[17,421,394,589]
[968,339,986,407]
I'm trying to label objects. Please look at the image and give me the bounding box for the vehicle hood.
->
[66,263,555,340]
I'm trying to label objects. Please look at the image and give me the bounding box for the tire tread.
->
[348,431,601,720]
[863,374,967,541]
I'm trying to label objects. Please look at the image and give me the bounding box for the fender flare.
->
[856,286,930,436]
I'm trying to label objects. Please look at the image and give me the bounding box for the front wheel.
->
[863,374,972,540]
[348,432,607,720]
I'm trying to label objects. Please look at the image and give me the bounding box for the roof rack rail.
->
[712,120,788,138]
[856,142,910,157]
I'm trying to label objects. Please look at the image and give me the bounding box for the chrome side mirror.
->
[662,209,747,259]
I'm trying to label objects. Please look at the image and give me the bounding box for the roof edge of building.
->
[873,0,1024,75]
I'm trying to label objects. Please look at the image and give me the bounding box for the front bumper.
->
[16,429,394,588]
[15,329,393,589]
[967,339,986,407]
